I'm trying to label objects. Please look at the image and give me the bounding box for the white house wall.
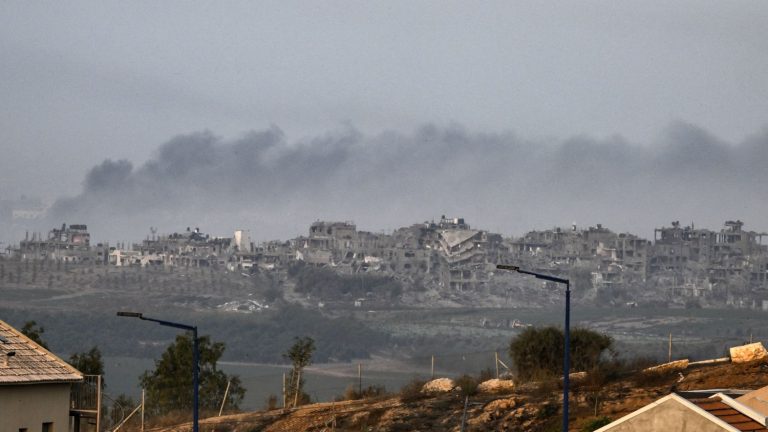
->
[0,383,71,432]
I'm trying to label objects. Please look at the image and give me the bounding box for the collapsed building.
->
[510,223,650,292]
[290,216,502,291]
[650,220,768,302]
[10,217,768,308]
[14,224,108,264]
[111,227,232,268]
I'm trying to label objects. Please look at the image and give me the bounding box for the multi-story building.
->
[14,224,108,264]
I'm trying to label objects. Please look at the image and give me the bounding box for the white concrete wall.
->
[601,398,727,432]
[0,384,71,432]
[234,230,251,252]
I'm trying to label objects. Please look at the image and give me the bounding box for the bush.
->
[509,326,613,381]
[478,367,495,382]
[536,401,559,419]
[339,384,387,401]
[399,378,428,403]
[454,374,479,397]
[581,416,612,431]
[530,376,561,400]
[265,394,278,410]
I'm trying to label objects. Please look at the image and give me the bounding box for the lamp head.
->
[496,264,520,271]
[117,311,143,318]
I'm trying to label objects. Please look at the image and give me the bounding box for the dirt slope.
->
[151,359,768,432]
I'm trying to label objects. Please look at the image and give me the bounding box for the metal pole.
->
[358,363,362,396]
[493,266,571,431]
[96,375,102,432]
[460,395,469,432]
[431,355,435,379]
[141,389,145,432]
[495,352,499,379]
[563,281,570,432]
[193,327,199,432]
[218,380,231,417]
[668,333,672,362]
[115,313,199,432]
[293,369,302,407]
[112,403,144,432]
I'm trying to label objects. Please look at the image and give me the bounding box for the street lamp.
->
[496,264,571,432]
[117,312,199,432]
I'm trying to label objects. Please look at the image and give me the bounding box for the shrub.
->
[478,367,495,382]
[581,416,612,431]
[536,401,559,419]
[455,374,479,397]
[265,394,278,410]
[399,378,428,403]
[509,326,613,382]
[339,384,388,401]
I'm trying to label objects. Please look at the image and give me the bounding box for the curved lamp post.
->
[497,264,570,432]
[117,312,199,432]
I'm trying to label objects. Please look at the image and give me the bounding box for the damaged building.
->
[14,224,108,264]
[114,227,231,268]
[11,216,768,309]
[649,220,768,302]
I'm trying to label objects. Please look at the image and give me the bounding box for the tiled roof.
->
[692,397,768,432]
[0,319,83,384]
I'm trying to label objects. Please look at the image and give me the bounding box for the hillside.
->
[147,358,768,432]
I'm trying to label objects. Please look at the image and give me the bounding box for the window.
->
[19,428,28,432]
[42,423,53,432]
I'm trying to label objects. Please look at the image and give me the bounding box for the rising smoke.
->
[41,121,768,242]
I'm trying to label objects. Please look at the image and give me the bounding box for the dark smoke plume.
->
[44,121,768,241]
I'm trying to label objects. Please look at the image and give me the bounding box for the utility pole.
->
[141,389,145,432]
[497,264,570,432]
[668,333,672,363]
[282,373,286,408]
[431,355,435,379]
[218,380,231,416]
[293,369,302,408]
[96,375,102,432]
[117,312,199,432]
[358,363,362,396]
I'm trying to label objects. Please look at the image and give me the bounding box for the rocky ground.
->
[146,358,768,432]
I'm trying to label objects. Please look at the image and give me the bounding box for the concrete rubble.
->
[421,378,455,394]
[730,342,768,364]
[477,378,515,393]
[643,359,690,374]
[9,217,768,308]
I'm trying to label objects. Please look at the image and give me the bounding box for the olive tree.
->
[509,326,613,381]
[284,336,315,407]
[139,334,245,415]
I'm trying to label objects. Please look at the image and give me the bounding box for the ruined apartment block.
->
[10,216,768,308]
[15,224,108,264]
[649,221,768,302]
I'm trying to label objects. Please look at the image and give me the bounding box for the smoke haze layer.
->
[41,122,768,242]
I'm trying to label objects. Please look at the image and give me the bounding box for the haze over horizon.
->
[8,119,767,243]
[2,2,767,243]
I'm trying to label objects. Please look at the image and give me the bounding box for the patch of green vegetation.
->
[0,304,391,363]
[581,416,612,431]
[290,263,402,300]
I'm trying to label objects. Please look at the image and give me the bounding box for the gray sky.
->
[1,1,767,241]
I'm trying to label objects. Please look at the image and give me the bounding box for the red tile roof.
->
[693,397,768,432]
